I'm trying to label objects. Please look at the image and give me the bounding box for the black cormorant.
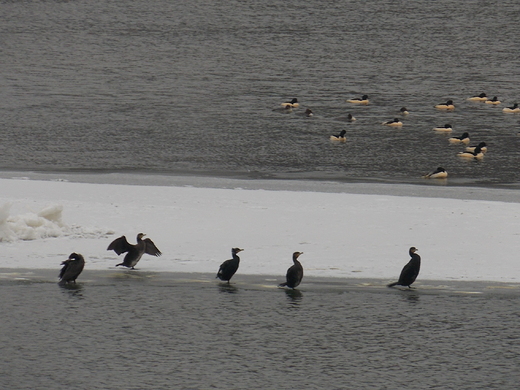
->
[107,233,162,269]
[216,247,243,283]
[387,247,421,288]
[279,251,304,289]
[59,253,85,284]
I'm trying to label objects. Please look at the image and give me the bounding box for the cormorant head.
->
[293,251,303,259]
[68,253,84,261]
[137,233,146,240]
[409,247,418,254]
[232,248,244,255]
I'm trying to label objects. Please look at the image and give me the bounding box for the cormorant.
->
[59,253,85,284]
[279,251,304,289]
[387,247,421,288]
[216,248,243,283]
[107,233,161,269]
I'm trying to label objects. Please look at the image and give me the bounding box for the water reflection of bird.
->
[59,253,85,284]
[279,252,304,289]
[107,233,162,269]
[216,248,243,283]
[387,247,421,288]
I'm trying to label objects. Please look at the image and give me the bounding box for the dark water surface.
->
[2,0,520,187]
[1,270,519,389]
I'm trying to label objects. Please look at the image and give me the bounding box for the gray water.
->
[2,0,520,187]
[1,270,519,389]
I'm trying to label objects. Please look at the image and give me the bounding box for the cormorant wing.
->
[107,236,131,255]
[143,238,162,257]
[59,260,72,280]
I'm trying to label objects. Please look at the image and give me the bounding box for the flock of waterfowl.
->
[59,233,421,290]
[278,93,519,180]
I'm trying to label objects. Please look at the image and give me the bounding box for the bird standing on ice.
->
[279,252,304,289]
[59,253,85,284]
[107,233,162,269]
[216,247,244,283]
[387,247,421,288]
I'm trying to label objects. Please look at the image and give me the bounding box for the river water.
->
[2,0,520,187]
[1,270,519,389]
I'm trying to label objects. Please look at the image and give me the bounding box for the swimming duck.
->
[485,96,501,105]
[347,95,369,105]
[502,103,520,113]
[400,107,409,115]
[304,108,313,117]
[216,247,244,283]
[273,105,293,113]
[330,130,347,142]
[281,98,299,108]
[458,146,484,159]
[382,118,403,127]
[435,100,455,110]
[433,124,453,132]
[108,233,162,269]
[448,132,470,144]
[278,252,304,289]
[422,167,448,179]
[465,142,487,153]
[468,93,488,102]
[59,253,85,284]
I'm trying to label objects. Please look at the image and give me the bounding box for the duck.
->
[400,107,409,115]
[422,167,448,179]
[468,93,488,102]
[335,113,356,122]
[448,132,470,144]
[281,98,299,108]
[347,95,369,105]
[465,142,487,153]
[458,146,484,159]
[273,105,293,113]
[382,118,403,127]
[278,252,304,289]
[304,108,313,117]
[107,233,162,269]
[216,247,244,283]
[58,253,85,284]
[387,247,421,288]
[502,103,520,113]
[435,100,455,110]
[433,124,453,132]
[330,129,347,142]
[485,96,501,105]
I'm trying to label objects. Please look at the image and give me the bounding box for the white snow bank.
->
[1,177,519,283]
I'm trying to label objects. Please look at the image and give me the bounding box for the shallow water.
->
[1,270,519,389]
[2,0,520,187]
